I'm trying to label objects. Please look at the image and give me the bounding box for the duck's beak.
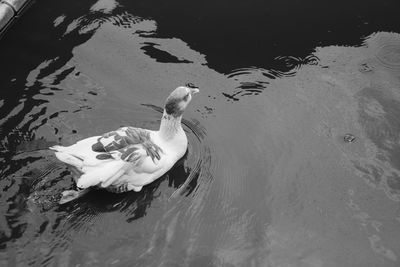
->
[189,88,200,94]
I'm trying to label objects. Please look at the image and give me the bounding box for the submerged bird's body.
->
[51,85,199,203]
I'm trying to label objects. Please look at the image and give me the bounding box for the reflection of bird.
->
[50,85,199,204]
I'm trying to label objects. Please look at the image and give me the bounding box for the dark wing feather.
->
[120,146,140,162]
[95,153,113,160]
[92,139,107,152]
[91,127,163,163]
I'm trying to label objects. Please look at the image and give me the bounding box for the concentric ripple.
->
[364,32,400,73]
[223,55,319,101]
[376,43,400,70]
[0,100,213,266]
[64,11,150,36]
[141,104,211,199]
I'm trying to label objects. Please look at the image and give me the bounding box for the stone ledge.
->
[0,0,33,37]
[0,3,14,31]
[3,0,28,13]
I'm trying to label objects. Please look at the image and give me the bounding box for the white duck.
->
[50,85,199,204]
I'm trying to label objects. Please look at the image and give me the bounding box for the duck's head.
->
[164,84,199,117]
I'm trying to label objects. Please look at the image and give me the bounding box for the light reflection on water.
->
[0,2,400,267]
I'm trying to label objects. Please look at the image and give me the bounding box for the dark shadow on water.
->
[0,148,194,252]
[141,42,193,64]
[119,0,400,73]
[0,0,147,147]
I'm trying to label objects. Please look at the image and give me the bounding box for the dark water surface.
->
[1,0,400,266]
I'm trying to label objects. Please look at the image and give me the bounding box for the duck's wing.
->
[87,127,164,188]
[92,126,163,166]
[52,127,164,189]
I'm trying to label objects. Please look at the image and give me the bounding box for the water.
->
[1,0,400,266]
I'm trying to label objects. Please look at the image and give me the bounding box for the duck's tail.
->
[49,136,102,169]
[50,145,85,170]
[50,137,128,189]
[77,160,127,188]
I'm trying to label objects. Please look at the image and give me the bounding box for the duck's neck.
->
[159,110,183,140]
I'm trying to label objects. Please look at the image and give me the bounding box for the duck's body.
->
[50,85,199,203]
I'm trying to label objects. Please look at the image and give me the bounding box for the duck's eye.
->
[183,93,189,101]
[186,83,196,88]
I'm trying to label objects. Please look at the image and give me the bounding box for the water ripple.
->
[362,32,400,73]
[223,54,319,101]
[142,104,211,199]
[376,42,400,70]
[274,54,320,73]
[64,11,149,36]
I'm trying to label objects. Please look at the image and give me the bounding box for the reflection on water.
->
[1,0,400,266]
